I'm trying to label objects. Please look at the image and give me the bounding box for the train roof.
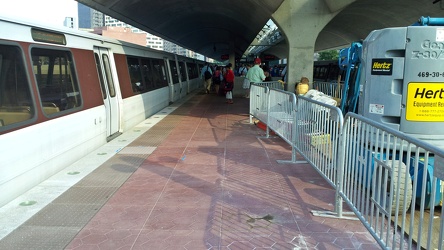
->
[0,16,203,63]
[0,16,122,44]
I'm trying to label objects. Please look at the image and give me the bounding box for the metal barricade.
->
[248,84,444,249]
[267,88,296,145]
[255,81,284,90]
[338,113,444,250]
[313,81,343,99]
[292,95,344,188]
[249,83,269,124]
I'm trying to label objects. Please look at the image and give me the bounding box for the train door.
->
[164,58,174,103]
[94,47,120,138]
[174,55,183,99]
[183,62,190,94]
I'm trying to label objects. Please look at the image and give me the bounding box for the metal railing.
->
[249,84,269,125]
[339,113,444,250]
[255,81,284,90]
[313,81,343,99]
[250,83,344,187]
[248,84,444,249]
[293,95,343,188]
[267,88,296,145]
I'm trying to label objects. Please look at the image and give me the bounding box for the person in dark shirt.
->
[263,66,272,82]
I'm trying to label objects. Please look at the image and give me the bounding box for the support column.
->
[229,40,236,68]
[229,53,236,68]
[272,0,354,93]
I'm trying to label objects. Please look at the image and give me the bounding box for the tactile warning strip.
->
[118,146,157,155]
[0,94,202,250]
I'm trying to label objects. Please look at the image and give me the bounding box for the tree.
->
[318,50,339,61]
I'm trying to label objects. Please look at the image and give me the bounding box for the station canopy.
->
[77,0,444,61]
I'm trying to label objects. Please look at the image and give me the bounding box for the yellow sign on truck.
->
[406,82,444,121]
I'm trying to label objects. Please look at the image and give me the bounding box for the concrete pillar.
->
[272,0,355,93]
[229,53,236,68]
[229,39,236,68]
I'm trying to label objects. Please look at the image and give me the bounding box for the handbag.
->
[224,81,233,91]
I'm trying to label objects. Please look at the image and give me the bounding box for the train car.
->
[274,60,344,83]
[0,17,204,207]
[312,59,344,83]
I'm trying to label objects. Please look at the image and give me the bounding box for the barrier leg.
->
[311,129,357,220]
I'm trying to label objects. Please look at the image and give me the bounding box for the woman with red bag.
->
[224,63,235,104]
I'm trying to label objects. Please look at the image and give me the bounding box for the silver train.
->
[0,17,205,207]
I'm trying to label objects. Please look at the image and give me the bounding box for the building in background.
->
[104,16,164,50]
[92,27,146,46]
[76,3,203,59]
[78,3,104,29]
[165,42,200,59]
[64,17,77,29]
[164,41,190,57]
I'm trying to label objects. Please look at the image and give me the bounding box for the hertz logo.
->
[414,88,444,99]
[372,62,392,69]
[371,58,393,75]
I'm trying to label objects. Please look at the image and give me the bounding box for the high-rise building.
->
[163,41,199,59]
[104,16,164,50]
[64,17,78,29]
[78,3,104,29]
[76,3,203,59]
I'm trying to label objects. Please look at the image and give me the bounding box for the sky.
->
[0,0,78,27]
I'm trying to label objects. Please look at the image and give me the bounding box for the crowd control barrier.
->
[249,84,269,126]
[313,81,343,99]
[250,83,344,185]
[266,88,296,145]
[248,84,444,249]
[338,113,444,249]
[255,81,284,90]
[292,95,343,189]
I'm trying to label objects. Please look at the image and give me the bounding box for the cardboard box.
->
[307,132,330,146]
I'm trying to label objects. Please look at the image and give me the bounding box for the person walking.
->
[201,63,213,94]
[245,58,266,98]
[224,63,235,104]
[238,64,247,77]
[212,66,222,95]
[241,64,252,97]
[281,65,288,83]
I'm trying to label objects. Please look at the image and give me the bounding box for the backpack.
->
[213,70,221,84]
[204,67,212,80]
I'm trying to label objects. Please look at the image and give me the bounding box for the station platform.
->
[0,91,380,249]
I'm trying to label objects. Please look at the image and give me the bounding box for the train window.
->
[31,48,82,114]
[94,53,107,100]
[0,45,35,128]
[151,59,168,89]
[127,57,143,93]
[186,62,198,79]
[140,58,154,91]
[102,54,116,97]
[313,60,344,82]
[126,56,168,93]
[179,62,187,82]
[169,60,179,84]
